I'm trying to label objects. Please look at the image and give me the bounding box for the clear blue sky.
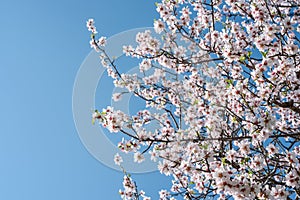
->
[0,0,171,199]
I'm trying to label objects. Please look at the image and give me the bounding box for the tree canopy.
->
[87,0,300,199]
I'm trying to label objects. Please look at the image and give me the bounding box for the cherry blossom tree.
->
[87,0,300,199]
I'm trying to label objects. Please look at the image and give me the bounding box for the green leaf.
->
[155,2,158,6]
[222,157,226,165]
[282,90,287,96]
[239,55,246,62]
[241,157,250,164]
[281,14,286,18]
[201,143,209,150]
[247,51,252,57]
[90,33,95,39]
[232,116,237,123]
[193,99,199,105]
[92,118,95,125]
[225,79,233,85]
[205,126,212,131]
[225,79,233,88]
[261,50,268,58]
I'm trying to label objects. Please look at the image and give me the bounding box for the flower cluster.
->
[119,175,150,200]
[92,106,128,133]
[86,19,106,52]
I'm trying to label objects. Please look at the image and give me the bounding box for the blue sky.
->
[0,0,171,199]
